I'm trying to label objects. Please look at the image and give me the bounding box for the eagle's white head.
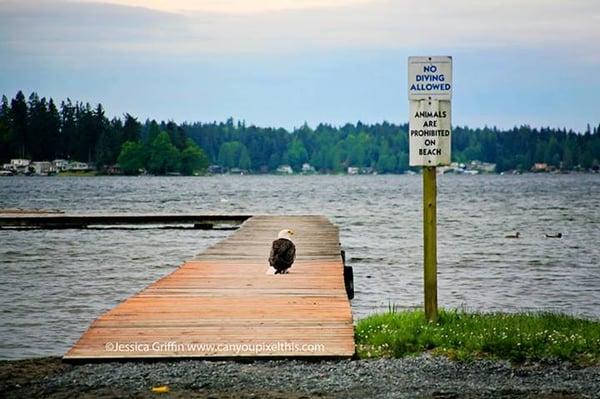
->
[277,229,295,240]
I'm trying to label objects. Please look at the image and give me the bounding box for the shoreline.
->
[2,355,599,398]
[1,170,599,177]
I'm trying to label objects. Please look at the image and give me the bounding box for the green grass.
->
[355,309,600,365]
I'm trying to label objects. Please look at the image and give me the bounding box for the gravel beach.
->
[1,355,599,398]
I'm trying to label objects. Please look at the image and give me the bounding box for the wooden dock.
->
[64,215,354,359]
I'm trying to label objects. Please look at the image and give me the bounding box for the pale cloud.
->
[1,0,599,61]
[73,0,374,14]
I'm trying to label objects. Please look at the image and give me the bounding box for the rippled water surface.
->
[1,174,599,359]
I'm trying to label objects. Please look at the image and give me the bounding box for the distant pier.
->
[0,211,250,229]
[63,215,354,359]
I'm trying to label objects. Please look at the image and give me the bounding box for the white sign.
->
[408,56,452,101]
[409,99,451,166]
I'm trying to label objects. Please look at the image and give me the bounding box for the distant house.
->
[360,167,375,175]
[437,165,457,174]
[208,165,224,174]
[53,159,69,171]
[10,159,30,168]
[276,165,293,174]
[8,159,32,174]
[441,161,496,175]
[347,167,359,175]
[301,163,316,173]
[68,161,92,171]
[10,159,31,167]
[531,163,549,172]
[469,160,496,173]
[105,165,121,175]
[32,161,55,175]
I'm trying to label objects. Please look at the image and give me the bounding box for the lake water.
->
[0,174,599,359]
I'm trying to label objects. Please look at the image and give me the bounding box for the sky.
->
[0,0,599,131]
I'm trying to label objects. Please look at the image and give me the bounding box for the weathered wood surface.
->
[64,215,354,359]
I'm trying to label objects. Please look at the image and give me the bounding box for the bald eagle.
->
[267,229,296,275]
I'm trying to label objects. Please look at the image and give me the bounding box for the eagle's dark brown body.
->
[269,238,296,274]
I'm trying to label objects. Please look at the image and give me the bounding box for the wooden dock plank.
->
[64,215,354,359]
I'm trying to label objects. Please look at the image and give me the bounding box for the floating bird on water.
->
[545,233,562,238]
[505,232,520,238]
[267,229,296,275]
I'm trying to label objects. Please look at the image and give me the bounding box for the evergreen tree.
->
[90,104,108,163]
[27,93,44,160]
[10,91,28,158]
[164,121,186,150]
[73,102,93,162]
[0,95,13,162]
[146,120,162,144]
[46,99,60,160]
[27,95,59,161]
[96,118,124,168]
[122,114,141,142]
[59,100,77,159]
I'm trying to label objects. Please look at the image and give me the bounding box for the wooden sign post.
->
[423,166,437,321]
[408,56,453,322]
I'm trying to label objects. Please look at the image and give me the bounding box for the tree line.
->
[180,120,600,173]
[1,91,599,174]
[0,91,208,175]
